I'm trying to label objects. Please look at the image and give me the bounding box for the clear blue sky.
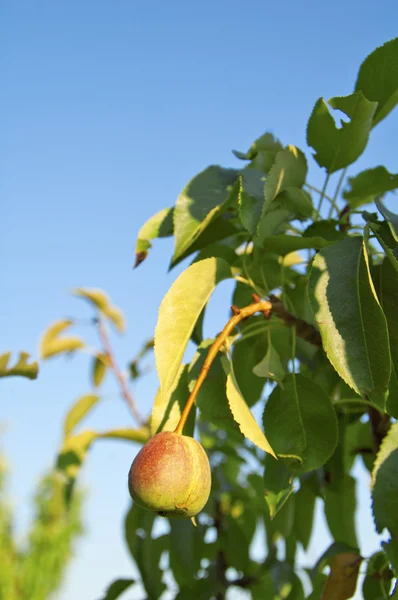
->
[1,2,397,599]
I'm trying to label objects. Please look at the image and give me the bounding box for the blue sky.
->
[2,1,398,598]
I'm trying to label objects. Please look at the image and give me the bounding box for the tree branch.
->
[266,295,322,347]
[96,318,145,426]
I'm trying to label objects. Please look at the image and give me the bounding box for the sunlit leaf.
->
[253,340,285,385]
[73,288,125,332]
[64,394,100,437]
[306,92,377,173]
[262,374,338,472]
[150,365,195,437]
[371,421,398,537]
[232,131,283,161]
[355,36,398,126]
[155,257,231,398]
[309,236,391,408]
[98,428,150,444]
[172,166,239,263]
[222,356,276,457]
[40,319,84,359]
[0,352,38,380]
[134,207,174,267]
[91,353,108,387]
[343,166,398,208]
[56,431,97,478]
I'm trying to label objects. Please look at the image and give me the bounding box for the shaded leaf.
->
[343,166,398,208]
[278,186,313,218]
[56,431,97,478]
[99,579,135,600]
[263,453,294,519]
[169,519,203,587]
[325,475,358,547]
[262,374,338,472]
[232,333,268,407]
[371,421,398,537]
[261,234,331,256]
[172,166,238,263]
[91,353,108,387]
[232,131,283,161]
[64,394,100,437]
[73,288,125,332]
[238,169,267,234]
[253,340,285,385]
[40,319,84,359]
[355,36,398,126]
[150,365,195,437]
[362,551,393,600]
[309,236,391,407]
[134,207,174,267]
[154,257,231,398]
[0,352,38,380]
[376,198,398,242]
[321,552,362,600]
[363,212,398,272]
[222,356,276,457]
[383,539,398,577]
[294,481,316,550]
[306,92,377,173]
[303,220,346,242]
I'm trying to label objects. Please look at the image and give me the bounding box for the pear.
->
[128,431,211,518]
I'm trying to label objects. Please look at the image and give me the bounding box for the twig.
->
[267,295,322,347]
[96,318,145,426]
[338,203,351,232]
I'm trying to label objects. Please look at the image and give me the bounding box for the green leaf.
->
[64,394,100,437]
[293,481,316,550]
[0,352,38,380]
[257,206,292,240]
[91,353,108,387]
[56,430,97,478]
[253,340,285,385]
[232,333,268,407]
[376,199,398,242]
[169,519,203,586]
[278,187,313,218]
[383,539,398,577]
[134,207,174,267]
[221,516,250,571]
[343,167,398,208]
[309,236,391,407]
[355,37,398,126]
[222,356,276,457]
[306,92,377,173]
[303,220,346,242]
[99,579,135,600]
[97,428,150,444]
[238,169,267,234]
[73,288,125,332]
[150,365,195,437]
[262,374,338,472]
[232,131,283,161]
[261,234,331,256]
[325,474,358,547]
[363,212,398,272]
[189,340,240,435]
[40,319,84,359]
[263,454,294,519]
[362,551,393,600]
[172,166,238,263]
[154,257,231,398]
[377,258,398,418]
[371,421,398,536]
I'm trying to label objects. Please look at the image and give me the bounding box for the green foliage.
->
[0,352,38,380]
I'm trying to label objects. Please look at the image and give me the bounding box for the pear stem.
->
[174,300,272,435]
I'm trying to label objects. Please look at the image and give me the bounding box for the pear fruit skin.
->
[128,431,211,518]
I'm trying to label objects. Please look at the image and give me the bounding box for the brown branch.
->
[368,407,390,454]
[96,318,145,426]
[338,204,351,233]
[267,295,322,347]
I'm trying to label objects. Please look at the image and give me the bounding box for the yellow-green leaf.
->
[154,257,231,398]
[40,319,84,359]
[0,352,39,380]
[57,430,97,477]
[98,428,150,444]
[222,356,276,457]
[91,353,108,387]
[73,288,125,332]
[64,394,100,437]
[134,207,174,267]
[150,365,195,436]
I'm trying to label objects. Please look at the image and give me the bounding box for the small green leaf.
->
[222,356,276,457]
[154,257,231,398]
[306,92,377,173]
[40,319,84,359]
[64,394,100,437]
[261,234,331,255]
[355,37,398,126]
[263,454,294,519]
[134,207,174,267]
[99,579,135,600]
[56,430,97,478]
[150,365,195,437]
[309,236,391,407]
[238,169,267,234]
[73,288,125,332]
[0,352,38,380]
[253,340,285,385]
[325,475,358,547]
[91,353,108,387]
[232,131,283,161]
[376,199,398,242]
[343,167,398,208]
[371,421,398,537]
[172,166,238,263]
[262,374,338,472]
[294,481,316,550]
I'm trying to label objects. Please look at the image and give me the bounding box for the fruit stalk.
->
[174,299,272,435]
